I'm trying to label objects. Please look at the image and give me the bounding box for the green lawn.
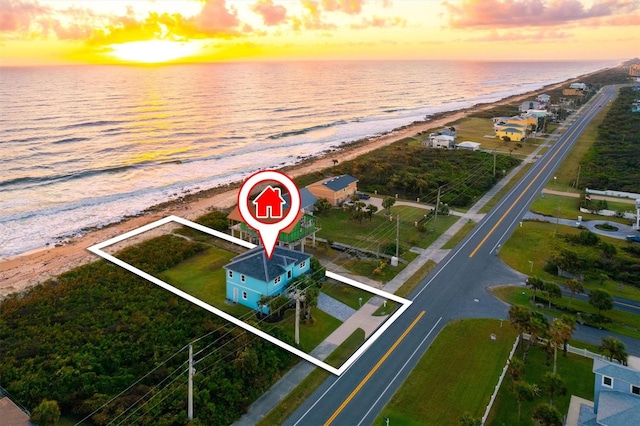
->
[274,308,343,353]
[486,344,594,426]
[499,221,640,302]
[530,193,629,224]
[257,329,366,426]
[395,259,438,299]
[491,286,640,340]
[441,220,477,249]
[321,280,373,310]
[452,116,541,157]
[375,319,518,425]
[158,247,249,317]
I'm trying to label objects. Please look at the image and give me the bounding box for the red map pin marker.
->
[238,170,301,259]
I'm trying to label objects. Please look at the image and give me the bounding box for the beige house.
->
[306,175,358,206]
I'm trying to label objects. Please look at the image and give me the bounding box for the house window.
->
[287,270,292,279]
[242,291,248,300]
[274,276,282,285]
[228,270,233,278]
[602,376,613,388]
[299,261,306,269]
[241,274,246,283]
[632,385,640,395]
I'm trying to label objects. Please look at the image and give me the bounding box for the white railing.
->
[566,344,606,360]
[481,335,520,425]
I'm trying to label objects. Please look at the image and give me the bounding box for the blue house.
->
[571,358,640,425]
[224,246,311,313]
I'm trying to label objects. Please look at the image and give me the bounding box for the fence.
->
[585,188,640,200]
[481,335,520,425]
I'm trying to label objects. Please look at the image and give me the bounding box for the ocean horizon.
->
[0,59,619,259]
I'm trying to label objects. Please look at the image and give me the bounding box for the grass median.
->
[375,319,518,425]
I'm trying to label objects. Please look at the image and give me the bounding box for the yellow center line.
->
[468,99,601,258]
[323,310,426,426]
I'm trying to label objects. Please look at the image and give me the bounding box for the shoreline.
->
[0,66,616,299]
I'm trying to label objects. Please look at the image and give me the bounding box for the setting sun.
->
[107,40,201,64]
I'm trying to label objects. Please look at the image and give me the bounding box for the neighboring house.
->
[306,174,358,206]
[492,116,510,126]
[456,141,480,151]
[228,204,319,252]
[496,126,526,142]
[520,112,539,128]
[427,134,455,149]
[630,64,640,77]
[225,246,311,313]
[537,93,551,103]
[283,187,318,215]
[519,100,544,112]
[570,82,587,91]
[0,395,32,426]
[568,358,640,426]
[439,128,456,137]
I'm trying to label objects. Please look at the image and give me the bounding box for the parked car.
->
[626,235,640,243]
[342,200,355,208]
[355,192,370,200]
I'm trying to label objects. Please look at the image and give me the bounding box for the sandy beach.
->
[0,74,601,299]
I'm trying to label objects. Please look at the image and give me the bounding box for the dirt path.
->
[542,188,637,204]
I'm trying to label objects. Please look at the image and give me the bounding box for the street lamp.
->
[528,260,533,273]
[554,176,557,186]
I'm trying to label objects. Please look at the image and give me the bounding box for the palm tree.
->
[559,314,577,356]
[507,357,525,382]
[540,372,567,407]
[600,336,628,365]
[564,278,584,307]
[526,277,545,303]
[511,381,540,421]
[509,305,531,354]
[532,403,563,426]
[524,312,548,362]
[382,196,396,215]
[549,318,573,373]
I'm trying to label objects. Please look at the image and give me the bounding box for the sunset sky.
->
[1,0,638,66]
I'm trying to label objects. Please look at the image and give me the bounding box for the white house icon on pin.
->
[253,185,286,219]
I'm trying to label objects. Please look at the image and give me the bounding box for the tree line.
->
[0,234,296,424]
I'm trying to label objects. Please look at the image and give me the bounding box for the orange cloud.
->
[467,28,572,42]
[351,15,406,29]
[195,0,240,34]
[0,0,48,32]
[251,0,288,26]
[443,0,639,28]
[322,0,365,14]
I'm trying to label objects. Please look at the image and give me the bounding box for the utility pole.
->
[295,291,300,345]
[434,186,441,232]
[395,214,400,258]
[493,150,497,177]
[188,344,194,420]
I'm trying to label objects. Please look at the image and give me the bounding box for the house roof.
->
[594,358,640,385]
[309,175,358,192]
[224,246,311,283]
[0,397,32,426]
[456,141,480,149]
[432,134,455,141]
[283,187,317,211]
[596,391,640,426]
[497,127,525,134]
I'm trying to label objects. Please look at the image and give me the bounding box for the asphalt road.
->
[285,86,621,426]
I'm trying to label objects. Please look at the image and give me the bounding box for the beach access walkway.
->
[233,109,576,425]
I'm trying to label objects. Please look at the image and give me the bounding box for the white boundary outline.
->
[87,215,412,376]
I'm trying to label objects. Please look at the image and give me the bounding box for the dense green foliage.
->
[330,146,520,207]
[0,235,296,424]
[580,87,640,192]
[545,229,640,288]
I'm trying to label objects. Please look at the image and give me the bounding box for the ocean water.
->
[0,60,617,258]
